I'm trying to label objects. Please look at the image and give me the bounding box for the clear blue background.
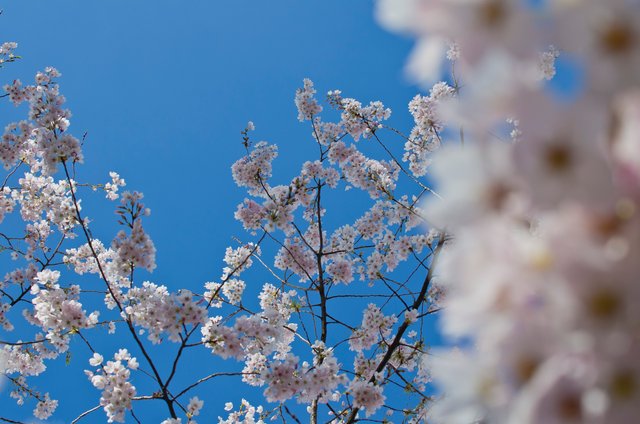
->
[1,1,442,422]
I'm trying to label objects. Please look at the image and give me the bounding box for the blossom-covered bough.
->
[0,30,448,423]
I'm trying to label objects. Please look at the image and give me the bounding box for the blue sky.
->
[1,1,441,422]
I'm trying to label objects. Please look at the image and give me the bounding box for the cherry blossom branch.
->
[172,372,249,400]
[343,236,445,423]
[70,405,102,424]
[0,417,27,424]
[61,161,178,419]
[364,119,440,198]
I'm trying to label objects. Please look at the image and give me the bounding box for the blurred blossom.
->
[380,0,640,422]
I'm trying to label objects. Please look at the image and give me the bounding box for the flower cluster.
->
[349,380,386,418]
[295,78,322,121]
[105,171,126,200]
[85,349,138,423]
[29,269,99,342]
[2,67,82,174]
[112,191,156,274]
[218,399,266,424]
[126,283,206,343]
[231,141,279,195]
[259,343,346,404]
[0,41,19,67]
[33,393,58,420]
[202,283,298,361]
[349,304,397,352]
[404,82,455,176]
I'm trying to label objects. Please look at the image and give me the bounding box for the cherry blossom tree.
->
[0,31,446,423]
[3,0,640,423]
